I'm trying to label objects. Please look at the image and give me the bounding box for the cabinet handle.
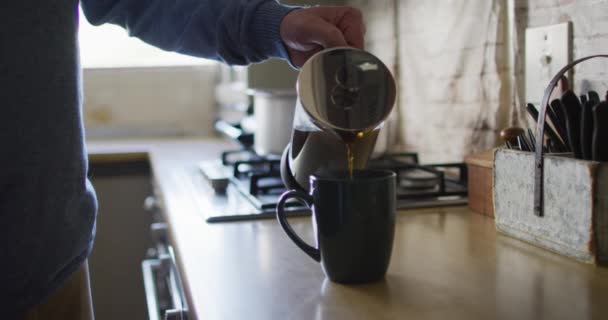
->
[164,309,184,320]
[142,259,162,320]
[142,252,188,320]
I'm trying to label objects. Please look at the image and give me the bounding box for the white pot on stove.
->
[249,89,297,156]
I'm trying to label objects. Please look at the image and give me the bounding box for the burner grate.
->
[199,150,468,223]
[220,149,281,178]
[370,154,468,201]
[371,152,419,167]
[249,173,285,195]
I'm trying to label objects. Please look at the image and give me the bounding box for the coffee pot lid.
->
[296,48,396,132]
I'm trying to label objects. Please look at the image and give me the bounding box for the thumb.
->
[301,19,348,49]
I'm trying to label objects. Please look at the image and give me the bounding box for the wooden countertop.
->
[88,139,608,320]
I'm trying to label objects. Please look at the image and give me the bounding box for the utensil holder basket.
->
[493,55,608,264]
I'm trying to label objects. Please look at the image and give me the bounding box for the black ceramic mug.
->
[276,170,396,283]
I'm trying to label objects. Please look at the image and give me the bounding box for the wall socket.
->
[525,22,572,106]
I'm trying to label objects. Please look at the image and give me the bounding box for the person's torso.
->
[0,1,98,315]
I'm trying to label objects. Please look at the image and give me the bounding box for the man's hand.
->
[280,6,365,67]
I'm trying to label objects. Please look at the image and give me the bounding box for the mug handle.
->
[276,190,321,262]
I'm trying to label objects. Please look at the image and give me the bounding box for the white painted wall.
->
[83,65,218,139]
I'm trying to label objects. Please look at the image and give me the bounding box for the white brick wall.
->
[349,0,509,163]
[349,0,608,162]
[514,0,608,112]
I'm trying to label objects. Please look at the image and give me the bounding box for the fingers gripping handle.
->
[276,190,321,262]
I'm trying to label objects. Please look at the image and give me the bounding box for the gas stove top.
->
[196,149,468,222]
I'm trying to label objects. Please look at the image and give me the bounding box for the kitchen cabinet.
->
[87,155,153,320]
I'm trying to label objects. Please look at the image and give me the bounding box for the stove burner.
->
[249,174,285,195]
[221,149,281,178]
[369,153,467,200]
[399,169,440,190]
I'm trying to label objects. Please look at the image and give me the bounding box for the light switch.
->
[525,22,572,106]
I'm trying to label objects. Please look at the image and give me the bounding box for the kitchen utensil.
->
[533,54,608,217]
[500,127,524,149]
[276,169,396,283]
[528,128,536,150]
[580,98,597,160]
[281,48,396,191]
[546,138,555,153]
[588,90,601,103]
[517,136,530,151]
[550,100,568,128]
[494,55,608,265]
[549,99,570,148]
[250,89,297,155]
[593,100,608,161]
[560,75,570,91]
[561,90,584,158]
[526,104,568,152]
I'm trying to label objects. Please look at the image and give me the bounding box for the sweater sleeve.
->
[80,0,297,65]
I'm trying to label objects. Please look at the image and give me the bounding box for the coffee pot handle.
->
[276,190,321,262]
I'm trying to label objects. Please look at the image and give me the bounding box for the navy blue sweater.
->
[0,0,294,316]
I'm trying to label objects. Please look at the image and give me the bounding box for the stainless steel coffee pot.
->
[280,48,396,191]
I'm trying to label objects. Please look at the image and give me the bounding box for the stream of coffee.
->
[338,130,367,178]
[289,128,379,188]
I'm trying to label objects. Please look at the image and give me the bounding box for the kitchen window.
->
[78,7,214,69]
